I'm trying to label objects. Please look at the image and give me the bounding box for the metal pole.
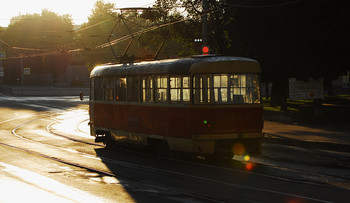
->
[21,56,23,95]
[0,60,2,87]
[0,42,3,87]
[202,0,208,51]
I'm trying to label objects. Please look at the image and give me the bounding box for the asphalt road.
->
[0,96,349,202]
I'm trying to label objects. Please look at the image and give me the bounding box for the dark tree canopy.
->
[199,0,349,105]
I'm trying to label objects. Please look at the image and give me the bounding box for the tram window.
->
[94,77,103,101]
[104,77,114,101]
[193,74,212,104]
[128,76,140,102]
[90,78,95,101]
[170,76,190,102]
[249,74,261,103]
[214,75,228,103]
[155,76,168,102]
[142,76,153,103]
[115,77,127,101]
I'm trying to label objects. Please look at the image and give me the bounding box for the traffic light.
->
[202,46,209,55]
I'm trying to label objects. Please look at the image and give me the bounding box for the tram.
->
[89,55,263,158]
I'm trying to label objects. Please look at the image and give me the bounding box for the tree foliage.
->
[3,9,74,53]
[180,0,350,106]
[139,0,202,57]
[76,0,118,68]
[1,10,74,84]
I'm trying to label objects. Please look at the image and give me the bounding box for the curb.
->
[0,86,89,96]
[263,133,350,153]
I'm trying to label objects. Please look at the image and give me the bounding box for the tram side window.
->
[155,76,168,102]
[213,75,228,103]
[128,76,140,102]
[193,74,212,104]
[142,76,153,103]
[115,77,127,101]
[247,74,261,104]
[170,76,190,102]
[94,77,103,101]
[90,78,95,101]
[104,77,115,101]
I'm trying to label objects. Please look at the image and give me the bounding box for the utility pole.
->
[21,56,23,95]
[0,42,4,87]
[202,0,208,54]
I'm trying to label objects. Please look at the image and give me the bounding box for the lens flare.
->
[243,155,250,161]
[245,163,253,170]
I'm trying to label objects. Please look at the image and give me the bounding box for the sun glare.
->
[0,0,156,27]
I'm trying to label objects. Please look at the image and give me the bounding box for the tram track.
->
[8,105,350,190]
[54,115,350,189]
[0,110,229,202]
[0,142,222,203]
[0,102,347,202]
[0,139,333,203]
[3,118,228,202]
[4,100,350,185]
[46,114,350,189]
[47,122,103,147]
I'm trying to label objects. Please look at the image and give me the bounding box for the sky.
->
[0,0,156,27]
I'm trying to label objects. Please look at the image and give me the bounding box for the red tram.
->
[89,55,263,158]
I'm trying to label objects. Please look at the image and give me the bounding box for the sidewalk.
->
[263,121,350,153]
[0,85,89,96]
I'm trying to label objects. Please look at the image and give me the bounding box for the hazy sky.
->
[0,0,156,27]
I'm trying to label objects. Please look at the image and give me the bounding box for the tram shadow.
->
[94,147,255,202]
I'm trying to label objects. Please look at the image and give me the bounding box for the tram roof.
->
[90,56,261,78]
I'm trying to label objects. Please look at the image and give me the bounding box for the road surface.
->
[0,95,349,202]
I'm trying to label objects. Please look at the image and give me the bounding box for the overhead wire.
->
[2,0,303,60]
[96,18,188,49]
[3,17,188,59]
[73,16,116,33]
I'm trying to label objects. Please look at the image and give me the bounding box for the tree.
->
[76,0,118,68]
[181,0,350,109]
[77,0,161,66]
[139,0,202,57]
[4,9,74,53]
[1,10,74,84]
